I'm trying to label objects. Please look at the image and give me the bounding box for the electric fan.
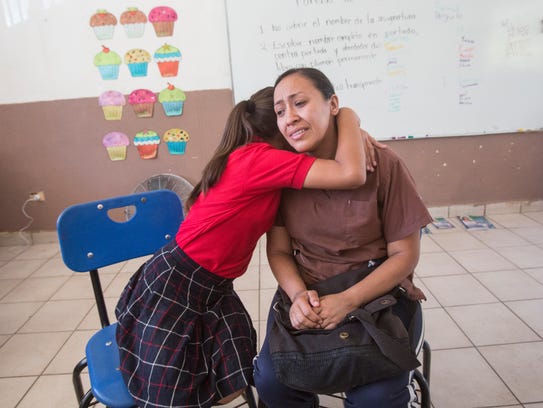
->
[133,173,194,216]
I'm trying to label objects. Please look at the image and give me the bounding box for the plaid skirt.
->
[115,240,257,408]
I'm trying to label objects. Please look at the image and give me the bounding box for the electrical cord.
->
[18,198,35,245]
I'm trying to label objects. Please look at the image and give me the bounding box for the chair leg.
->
[72,357,87,403]
[413,369,431,408]
[243,386,258,408]
[79,389,95,408]
[422,340,431,386]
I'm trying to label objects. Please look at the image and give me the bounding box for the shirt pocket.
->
[343,198,382,247]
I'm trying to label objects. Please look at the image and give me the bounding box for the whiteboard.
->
[225,0,543,139]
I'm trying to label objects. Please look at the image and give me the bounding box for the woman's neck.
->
[310,126,338,159]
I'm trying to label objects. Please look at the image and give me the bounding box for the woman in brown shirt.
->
[254,67,432,408]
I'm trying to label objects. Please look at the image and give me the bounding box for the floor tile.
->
[119,257,148,273]
[420,235,443,253]
[524,267,543,284]
[489,213,541,228]
[103,273,133,299]
[0,259,46,280]
[479,342,543,403]
[30,257,74,278]
[0,332,71,376]
[0,245,27,261]
[449,248,517,272]
[237,289,259,323]
[259,263,278,289]
[413,278,440,309]
[259,288,276,321]
[485,201,522,215]
[470,228,530,248]
[235,265,260,291]
[415,252,467,277]
[0,279,23,300]
[52,273,115,300]
[44,330,94,374]
[446,303,539,346]
[0,302,43,334]
[16,373,78,408]
[506,299,543,337]
[19,299,95,333]
[511,226,543,246]
[423,308,471,350]
[0,335,10,347]
[2,209,542,408]
[77,297,119,330]
[0,376,36,408]
[524,211,543,224]
[14,243,60,260]
[499,245,543,268]
[430,348,517,408]
[1,277,69,303]
[474,269,543,301]
[421,274,497,306]
[430,232,487,251]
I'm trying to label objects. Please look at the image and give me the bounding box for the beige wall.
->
[1,91,542,232]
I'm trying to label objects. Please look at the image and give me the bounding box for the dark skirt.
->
[115,240,257,408]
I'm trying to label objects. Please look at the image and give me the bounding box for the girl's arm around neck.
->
[302,107,366,189]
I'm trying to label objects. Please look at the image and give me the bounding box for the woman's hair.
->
[274,67,335,100]
[186,86,278,209]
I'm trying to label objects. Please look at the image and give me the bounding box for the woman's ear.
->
[329,94,340,115]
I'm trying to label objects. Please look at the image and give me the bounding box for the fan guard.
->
[133,173,194,216]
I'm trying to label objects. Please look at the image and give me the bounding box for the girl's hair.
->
[186,86,278,209]
[274,67,335,100]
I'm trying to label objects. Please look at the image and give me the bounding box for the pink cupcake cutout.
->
[128,89,157,118]
[148,6,177,37]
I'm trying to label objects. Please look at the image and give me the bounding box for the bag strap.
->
[348,304,420,370]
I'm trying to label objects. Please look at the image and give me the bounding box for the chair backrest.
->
[57,190,184,272]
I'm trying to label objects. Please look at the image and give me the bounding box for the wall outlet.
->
[29,191,45,201]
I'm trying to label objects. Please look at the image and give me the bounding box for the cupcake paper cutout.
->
[148,6,177,37]
[124,48,151,77]
[163,128,189,154]
[94,46,121,80]
[98,90,126,120]
[120,7,147,38]
[134,130,160,159]
[102,132,129,161]
[154,44,181,77]
[128,89,157,118]
[158,83,186,116]
[90,9,117,40]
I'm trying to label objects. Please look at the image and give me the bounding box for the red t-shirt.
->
[176,142,315,279]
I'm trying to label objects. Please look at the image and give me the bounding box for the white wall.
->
[0,0,232,103]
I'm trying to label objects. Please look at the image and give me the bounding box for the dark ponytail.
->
[186,87,278,210]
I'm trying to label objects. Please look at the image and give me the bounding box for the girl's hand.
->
[361,129,387,172]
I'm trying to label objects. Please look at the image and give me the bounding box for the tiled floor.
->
[1,211,543,407]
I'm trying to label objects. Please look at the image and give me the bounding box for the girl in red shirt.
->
[115,85,369,408]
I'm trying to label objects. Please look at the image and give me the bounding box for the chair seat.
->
[86,323,137,408]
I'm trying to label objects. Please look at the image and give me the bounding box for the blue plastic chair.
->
[57,190,184,408]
